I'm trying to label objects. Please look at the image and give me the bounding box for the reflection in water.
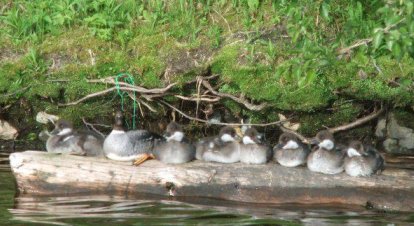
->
[1,152,413,225]
[10,194,412,226]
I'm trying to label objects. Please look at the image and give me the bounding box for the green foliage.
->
[373,0,414,59]
[1,0,414,137]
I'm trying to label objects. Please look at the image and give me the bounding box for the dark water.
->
[1,152,413,226]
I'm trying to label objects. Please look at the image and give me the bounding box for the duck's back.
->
[127,129,163,154]
[46,135,79,154]
[345,149,384,176]
[154,140,195,164]
[307,148,344,174]
[195,136,215,160]
[240,144,270,164]
[202,141,240,163]
[274,146,309,167]
[79,131,104,157]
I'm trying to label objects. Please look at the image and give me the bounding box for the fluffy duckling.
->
[273,132,310,167]
[46,119,104,157]
[239,128,271,164]
[153,122,195,164]
[344,141,385,177]
[201,126,241,163]
[103,111,163,162]
[307,130,345,174]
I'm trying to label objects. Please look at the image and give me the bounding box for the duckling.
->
[273,132,310,167]
[153,122,195,164]
[307,130,345,174]
[103,111,163,162]
[201,126,241,163]
[46,119,104,157]
[344,141,385,177]
[239,128,272,164]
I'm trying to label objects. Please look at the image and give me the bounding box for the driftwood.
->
[9,151,414,211]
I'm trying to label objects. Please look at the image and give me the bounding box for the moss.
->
[211,44,333,111]
[393,110,414,130]
[299,100,363,135]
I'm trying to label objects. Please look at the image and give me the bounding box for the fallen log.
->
[9,151,414,211]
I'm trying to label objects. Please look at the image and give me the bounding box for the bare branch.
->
[174,95,220,102]
[160,100,283,127]
[329,106,384,133]
[87,77,177,94]
[82,117,105,138]
[280,126,312,144]
[59,87,117,106]
[201,80,268,111]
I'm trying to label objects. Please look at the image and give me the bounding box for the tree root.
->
[59,76,385,144]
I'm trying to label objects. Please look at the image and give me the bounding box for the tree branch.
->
[201,80,268,111]
[59,87,118,106]
[329,106,384,133]
[159,100,283,127]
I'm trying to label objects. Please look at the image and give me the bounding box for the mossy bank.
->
[1,1,414,149]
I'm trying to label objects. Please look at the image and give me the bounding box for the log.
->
[9,151,414,211]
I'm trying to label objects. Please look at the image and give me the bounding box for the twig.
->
[59,83,176,106]
[213,9,231,33]
[2,86,30,97]
[174,95,220,102]
[337,38,372,55]
[82,117,105,138]
[279,126,312,144]
[87,77,177,94]
[159,100,283,127]
[59,87,117,106]
[329,106,384,133]
[338,18,405,55]
[201,80,268,111]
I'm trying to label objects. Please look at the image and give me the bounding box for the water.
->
[1,152,413,225]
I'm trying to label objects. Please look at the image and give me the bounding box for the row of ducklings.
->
[46,111,384,177]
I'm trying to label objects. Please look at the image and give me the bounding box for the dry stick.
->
[337,18,406,55]
[213,8,231,33]
[88,77,177,94]
[60,84,177,106]
[159,100,285,127]
[81,117,106,138]
[329,106,384,133]
[174,95,220,102]
[201,80,268,111]
[280,127,312,144]
[59,87,117,106]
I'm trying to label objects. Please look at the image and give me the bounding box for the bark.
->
[9,151,414,211]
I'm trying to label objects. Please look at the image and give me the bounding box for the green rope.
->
[115,73,137,130]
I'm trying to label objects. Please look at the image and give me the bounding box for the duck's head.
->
[312,130,335,150]
[51,119,74,136]
[219,126,238,143]
[164,122,184,142]
[113,111,125,131]
[242,128,262,144]
[278,132,300,149]
[347,140,364,157]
